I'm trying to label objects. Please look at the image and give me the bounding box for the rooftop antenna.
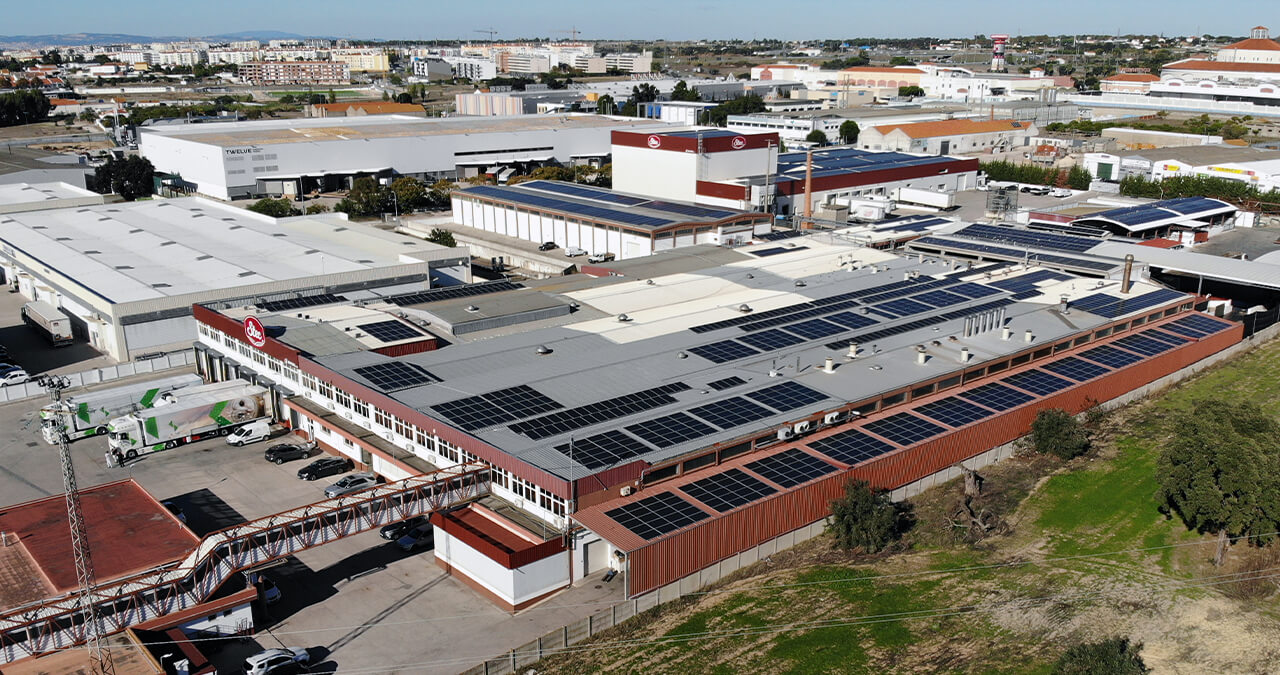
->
[40,375,116,675]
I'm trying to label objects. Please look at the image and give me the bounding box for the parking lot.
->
[0,389,625,674]
[0,287,115,378]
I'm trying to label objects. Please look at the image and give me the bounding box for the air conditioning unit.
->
[823,411,842,425]
[793,420,812,435]
[620,485,634,497]
[777,427,795,442]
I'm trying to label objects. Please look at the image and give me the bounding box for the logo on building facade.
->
[731,136,747,149]
[243,316,267,348]
[646,135,662,149]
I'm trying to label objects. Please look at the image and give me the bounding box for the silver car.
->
[324,472,378,498]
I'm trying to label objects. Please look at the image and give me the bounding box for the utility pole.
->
[40,375,115,675]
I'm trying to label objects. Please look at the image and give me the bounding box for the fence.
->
[0,349,196,404]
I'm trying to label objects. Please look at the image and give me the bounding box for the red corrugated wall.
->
[625,325,1241,596]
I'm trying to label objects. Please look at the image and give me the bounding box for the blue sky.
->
[1,0,1257,40]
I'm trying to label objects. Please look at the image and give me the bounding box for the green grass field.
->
[531,337,1280,674]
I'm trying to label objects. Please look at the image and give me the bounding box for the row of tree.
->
[507,164,612,188]
[332,176,453,218]
[1119,174,1280,211]
[0,90,52,127]
[92,156,155,201]
[980,160,1093,191]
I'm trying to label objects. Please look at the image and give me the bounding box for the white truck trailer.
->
[40,373,204,444]
[21,301,73,346]
[105,380,272,465]
[892,186,956,210]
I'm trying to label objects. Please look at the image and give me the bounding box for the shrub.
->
[828,479,911,553]
[1052,637,1148,675]
[1030,409,1090,460]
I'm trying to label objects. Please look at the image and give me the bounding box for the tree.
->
[305,203,330,214]
[805,130,828,146]
[1157,399,1280,565]
[839,120,860,145]
[381,90,390,102]
[898,85,925,98]
[1030,409,1090,460]
[333,176,386,217]
[394,92,413,104]
[888,56,915,66]
[279,94,296,104]
[596,94,616,116]
[426,228,456,247]
[1067,165,1092,191]
[426,179,453,208]
[631,83,660,103]
[0,90,53,127]
[93,156,154,201]
[671,80,701,102]
[308,93,327,105]
[390,176,428,210]
[388,73,403,86]
[246,198,299,218]
[705,94,766,127]
[1052,637,1148,675]
[527,166,576,182]
[827,479,910,553]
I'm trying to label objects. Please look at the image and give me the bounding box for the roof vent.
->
[676,351,688,359]
[535,345,553,355]
[465,304,479,312]
[617,314,632,322]
[737,304,752,313]
[795,280,807,287]
[645,279,655,285]
[83,250,100,254]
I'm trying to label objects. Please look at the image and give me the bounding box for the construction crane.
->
[555,26,582,42]
[474,27,498,42]
[39,374,115,675]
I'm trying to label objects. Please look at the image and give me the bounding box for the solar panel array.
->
[1077,344,1143,369]
[954,224,1101,253]
[821,299,1014,350]
[914,397,995,428]
[1162,314,1234,338]
[808,428,895,465]
[432,384,563,431]
[520,180,648,206]
[1040,356,1111,383]
[464,185,674,228]
[258,293,346,312]
[555,430,652,469]
[739,328,808,351]
[988,269,1073,294]
[688,396,777,429]
[1026,222,1108,238]
[1159,196,1231,216]
[688,340,762,363]
[756,229,806,242]
[680,468,778,513]
[751,246,810,257]
[1110,332,1178,356]
[352,362,436,392]
[745,381,829,411]
[604,491,710,541]
[1002,369,1074,396]
[356,320,423,343]
[910,236,1117,272]
[957,382,1035,411]
[744,448,838,488]
[1085,197,1232,229]
[1068,289,1185,318]
[387,280,523,307]
[707,376,748,391]
[509,382,691,440]
[625,412,718,449]
[862,412,947,446]
[643,200,739,220]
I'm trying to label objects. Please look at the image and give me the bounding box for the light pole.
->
[390,189,400,223]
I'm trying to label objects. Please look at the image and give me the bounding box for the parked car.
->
[243,647,309,675]
[0,367,30,387]
[324,472,378,498]
[587,252,615,263]
[397,523,434,552]
[379,515,427,541]
[161,500,187,524]
[537,241,558,251]
[1050,188,1072,198]
[1020,185,1050,196]
[265,442,315,464]
[297,456,353,481]
[564,246,587,257]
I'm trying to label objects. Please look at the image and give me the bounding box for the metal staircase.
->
[0,463,490,665]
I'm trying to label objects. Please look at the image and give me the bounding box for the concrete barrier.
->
[0,349,197,403]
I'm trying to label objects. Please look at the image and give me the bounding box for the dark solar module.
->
[431,384,561,431]
[874,297,934,317]
[909,236,1117,271]
[555,430,653,469]
[520,180,649,205]
[352,362,435,392]
[744,448,839,488]
[688,396,776,430]
[1002,369,1074,396]
[605,492,710,541]
[1111,333,1178,356]
[679,468,779,513]
[824,311,878,330]
[911,289,970,308]
[739,329,807,352]
[1077,344,1143,369]
[1040,356,1111,382]
[625,412,718,449]
[386,280,523,307]
[707,376,748,391]
[913,397,995,428]
[947,282,1003,299]
[257,293,345,312]
[745,381,829,411]
[688,340,761,363]
[357,319,422,343]
[957,382,1034,411]
[509,383,691,440]
[808,428,895,465]
[862,412,947,446]
[780,318,847,340]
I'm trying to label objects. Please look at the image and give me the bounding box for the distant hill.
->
[0,31,309,49]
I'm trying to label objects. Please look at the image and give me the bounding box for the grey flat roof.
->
[0,197,449,304]
[0,181,99,206]
[1117,145,1280,167]
[292,238,1187,482]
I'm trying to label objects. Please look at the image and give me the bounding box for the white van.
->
[226,420,275,447]
[564,246,587,257]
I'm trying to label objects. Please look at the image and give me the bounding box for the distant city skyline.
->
[0,0,1263,42]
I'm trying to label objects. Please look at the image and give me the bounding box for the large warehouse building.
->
[188,231,1240,607]
[138,114,667,201]
[0,196,468,361]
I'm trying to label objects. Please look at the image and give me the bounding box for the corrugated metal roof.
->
[1089,241,1280,289]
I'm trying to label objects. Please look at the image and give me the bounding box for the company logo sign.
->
[224,146,262,156]
[646,135,662,149]
[243,316,267,348]
[731,136,747,149]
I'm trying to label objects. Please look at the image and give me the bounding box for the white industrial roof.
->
[0,182,100,207]
[1091,240,1280,289]
[0,197,447,304]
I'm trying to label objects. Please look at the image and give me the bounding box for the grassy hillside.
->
[531,337,1280,674]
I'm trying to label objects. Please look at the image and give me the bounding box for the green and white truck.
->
[39,373,204,444]
[105,380,272,465]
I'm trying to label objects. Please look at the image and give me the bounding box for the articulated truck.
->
[105,380,272,465]
[21,301,73,346]
[40,373,204,444]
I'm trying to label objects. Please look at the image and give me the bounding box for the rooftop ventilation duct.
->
[535,345,553,355]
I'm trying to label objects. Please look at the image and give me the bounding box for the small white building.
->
[858,118,1037,155]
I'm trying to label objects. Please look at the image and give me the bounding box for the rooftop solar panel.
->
[1166,314,1234,337]
[1078,344,1143,369]
[386,280,523,307]
[605,492,710,541]
[913,397,995,428]
[707,376,748,391]
[781,318,847,340]
[257,293,345,312]
[739,328,807,352]
[556,430,653,469]
[688,396,776,430]
[1111,333,1177,357]
[1144,328,1189,345]
[745,381,829,412]
[625,412,718,449]
[875,297,934,317]
[509,382,690,440]
[957,382,1034,411]
[688,340,761,363]
[679,468,779,513]
[520,180,649,206]
[744,448,838,488]
[821,298,1015,350]
[643,200,739,220]
[909,237,1117,272]
[955,224,1100,253]
[911,289,970,309]
[948,282,1003,299]
[862,412,947,446]
[357,319,423,343]
[1040,356,1111,382]
[463,185,675,229]
[353,362,435,393]
[824,311,878,330]
[1157,197,1232,216]
[1088,205,1175,227]
[1002,369,1074,396]
[431,384,561,431]
[808,428,895,465]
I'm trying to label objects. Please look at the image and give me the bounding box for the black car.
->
[379,515,427,541]
[297,456,353,481]
[538,241,557,251]
[265,443,314,464]
[397,523,434,552]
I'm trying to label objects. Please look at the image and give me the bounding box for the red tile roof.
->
[0,479,199,595]
[1138,238,1182,249]
[1221,38,1280,51]
[839,66,925,74]
[1164,59,1280,73]
[872,118,1032,139]
[1103,73,1160,82]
